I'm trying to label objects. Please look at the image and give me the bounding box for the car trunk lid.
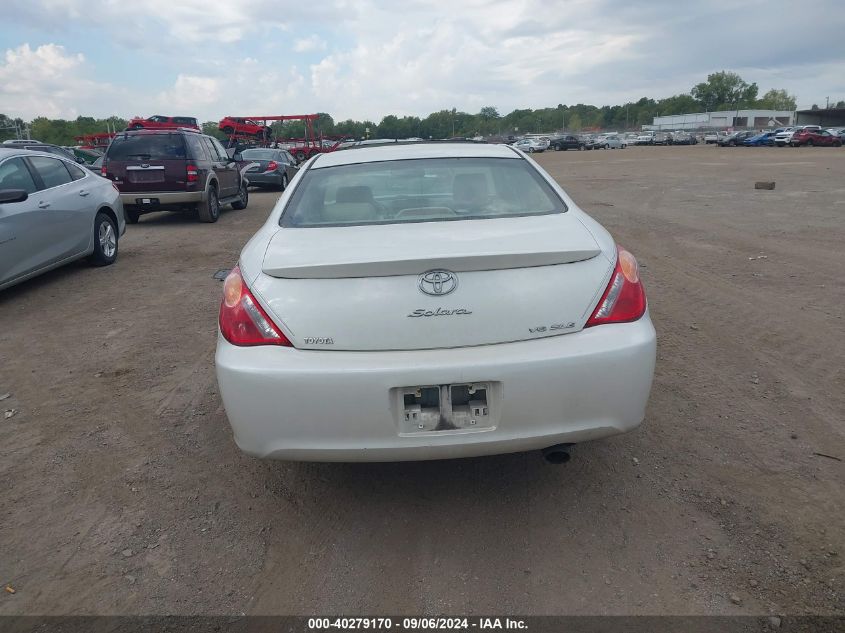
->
[253,214,613,351]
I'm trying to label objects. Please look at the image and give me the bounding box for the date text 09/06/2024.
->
[307,617,528,630]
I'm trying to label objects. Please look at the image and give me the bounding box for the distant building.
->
[795,108,845,127]
[646,109,794,131]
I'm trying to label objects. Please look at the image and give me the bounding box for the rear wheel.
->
[231,180,248,210]
[835,141,842,147]
[125,208,140,224]
[295,150,307,162]
[198,185,220,223]
[222,126,234,135]
[281,173,289,190]
[90,212,118,266]
[527,147,534,153]
[806,139,814,147]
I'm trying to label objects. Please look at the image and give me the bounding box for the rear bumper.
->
[215,315,657,462]
[245,172,282,186]
[119,191,204,207]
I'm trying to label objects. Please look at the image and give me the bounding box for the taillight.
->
[186,164,198,182]
[219,267,291,347]
[101,164,108,177]
[265,160,278,172]
[585,245,647,327]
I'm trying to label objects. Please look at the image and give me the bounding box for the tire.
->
[197,185,220,223]
[125,208,140,224]
[222,126,234,135]
[835,141,842,147]
[281,173,289,190]
[295,151,307,162]
[90,212,118,266]
[130,124,143,130]
[806,139,813,147]
[604,144,609,149]
[231,180,248,210]
[579,145,585,151]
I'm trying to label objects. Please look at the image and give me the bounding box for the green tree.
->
[201,121,226,140]
[691,71,759,111]
[756,89,797,111]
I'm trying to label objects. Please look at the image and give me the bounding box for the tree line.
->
[3,72,838,146]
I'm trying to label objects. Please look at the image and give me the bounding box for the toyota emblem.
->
[418,270,458,296]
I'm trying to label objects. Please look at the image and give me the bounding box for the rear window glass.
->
[241,149,279,160]
[280,157,565,228]
[107,134,187,160]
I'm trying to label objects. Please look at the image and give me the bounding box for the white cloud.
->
[293,35,327,53]
[2,0,844,122]
[0,43,108,119]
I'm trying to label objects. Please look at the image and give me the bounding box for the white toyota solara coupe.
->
[215,142,656,462]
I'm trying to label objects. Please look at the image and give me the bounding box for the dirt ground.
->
[0,145,843,617]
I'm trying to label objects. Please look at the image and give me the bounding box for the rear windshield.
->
[241,149,279,160]
[107,134,186,160]
[280,157,566,227]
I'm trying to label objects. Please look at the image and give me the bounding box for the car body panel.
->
[216,142,654,461]
[791,130,842,147]
[127,115,200,131]
[239,148,298,188]
[103,129,246,216]
[743,132,776,146]
[216,314,656,461]
[0,148,125,290]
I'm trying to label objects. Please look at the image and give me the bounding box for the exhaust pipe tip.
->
[542,443,573,464]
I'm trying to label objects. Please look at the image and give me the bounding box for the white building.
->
[646,109,794,131]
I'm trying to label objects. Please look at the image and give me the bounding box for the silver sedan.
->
[0,148,126,291]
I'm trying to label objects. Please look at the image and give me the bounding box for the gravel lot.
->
[0,145,843,616]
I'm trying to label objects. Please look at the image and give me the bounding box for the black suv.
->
[102,128,249,223]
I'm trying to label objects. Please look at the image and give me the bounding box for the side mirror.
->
[0,189,28,204]
[77,157,85,164]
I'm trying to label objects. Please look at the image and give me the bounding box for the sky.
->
[1,0,844,123]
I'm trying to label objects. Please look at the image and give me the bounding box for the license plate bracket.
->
[394,382,495,434]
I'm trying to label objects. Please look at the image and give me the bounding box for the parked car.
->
[218,117,272,137]
[790,129,843,147]
[773,127,796,146]
[0,148,125,291]
[85,155,104,175]
[3,139,45,145]
[652,132,670,146]
[670,131,693,145]
[513,138,546,153]
[703,132,721,144]
[826,127,845,141]
[65,147,103,164]
[239,148,299,190]
[126,115,200,132]
[547,135,581,151]
[596,135,624,149]
[635,132,655,145]
[13,143,82,163]
[743,132,776,147]
[215,142,656,462]
[773,126,820,147]
[102,128,250,224]
[717,131,755,146]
